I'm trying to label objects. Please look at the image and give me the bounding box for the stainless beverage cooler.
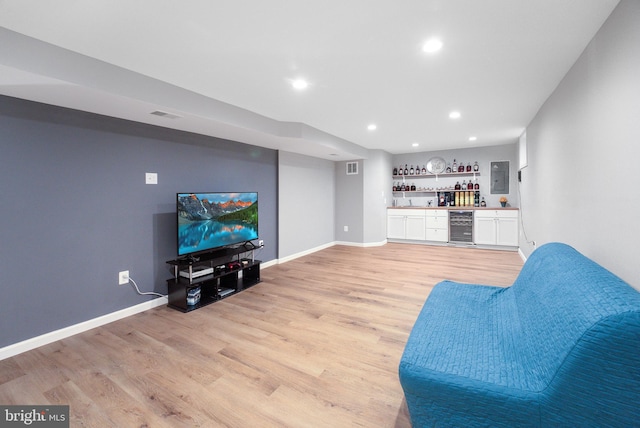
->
[449,210,473,243]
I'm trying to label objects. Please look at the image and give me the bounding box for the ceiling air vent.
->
[150,110,182,119]
[346,161,358,175]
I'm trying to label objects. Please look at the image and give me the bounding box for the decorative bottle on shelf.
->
[393,166,398,175]
[393,183,397,191]
[411,183,416,191]
[474,191,480,207]
[473,161,479,172]
[421,165,427,175]
[461,179,467,190]
[474,182,480,190]
[446,163,452,173]
[404,164,408,175]
[467,180,473,190]
[409,165,414,175]
[458,162,465,173]
[399,165,403,175]
[481,197,487,207]
[400,183,406,191]
[466,162,472,172]
[452,159,458,173]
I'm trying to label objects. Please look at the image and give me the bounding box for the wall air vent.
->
[150,110,182,119]
[346,161,358,175]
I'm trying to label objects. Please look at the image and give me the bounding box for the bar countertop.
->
[387,206,519,210]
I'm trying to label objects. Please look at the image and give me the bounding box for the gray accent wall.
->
[278,151,335,258]
[0,96,278,347]
[520,0,640,289]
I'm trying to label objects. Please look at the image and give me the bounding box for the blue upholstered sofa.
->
[399,242,640,427]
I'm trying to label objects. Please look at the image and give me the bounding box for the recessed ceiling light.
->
[291,79,309,90]
[449,111,461,119]
[469,136,477,141]
[367,124,377,131]
[422,38,443,53]
[412,143,420,147]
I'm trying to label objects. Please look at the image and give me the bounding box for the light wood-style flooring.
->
[0,243,523,427]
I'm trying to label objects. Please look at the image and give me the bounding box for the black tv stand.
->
[166,246,261,312]
[242,240,258,250]
[180,254,201,263]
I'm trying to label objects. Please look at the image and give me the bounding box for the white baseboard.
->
[1,251,307,360]
[260,259,278,269]
[518,248,528,262]
[1,244,342,360]
[0,296,168,361]
[335,239,387,248]
[275,240,388,265]
[277,241,337,264]
[2,238,523,361]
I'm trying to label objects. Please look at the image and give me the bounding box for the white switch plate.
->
[145,173,158,184]
[344,226,349,232]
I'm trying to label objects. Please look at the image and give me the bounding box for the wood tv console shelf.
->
[166,244,261,312]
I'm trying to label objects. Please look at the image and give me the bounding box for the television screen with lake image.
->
[177,192,258,256]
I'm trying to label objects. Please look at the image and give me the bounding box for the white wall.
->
[278,151,335,259]
[520,0,640,289]
[393,144,519,208]
[335,160,364,243]
[363,150,393,245]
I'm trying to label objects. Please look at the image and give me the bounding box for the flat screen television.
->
[177,192,258,257]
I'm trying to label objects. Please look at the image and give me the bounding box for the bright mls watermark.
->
[1,406,69,427]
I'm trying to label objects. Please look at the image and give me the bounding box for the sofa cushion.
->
[399,281,541,427]
[400,281,536,388]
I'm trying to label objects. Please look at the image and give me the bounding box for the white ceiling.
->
[0,0,619,161]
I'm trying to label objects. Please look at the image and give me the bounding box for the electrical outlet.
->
[258,240,264,247]
[344,226,349,232]
[118,270,130,285]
